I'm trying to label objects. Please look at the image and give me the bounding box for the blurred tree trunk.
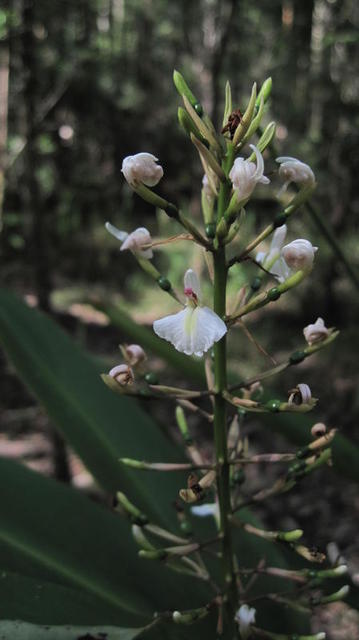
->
[21,0,51,311]
[22,0,71,483]
[0,17,9,232]
[210,0,238,128]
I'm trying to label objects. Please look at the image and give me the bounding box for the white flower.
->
[109,364,134,386]
[123,344,146,366]
[258,234,317,284]
[303,317,329,345]
[122,152,163,188]
[235,604,256,639]
[282,238,317,272]
[276,156,315,196]
[105,222,153,259]
[229,144,270,202]
[256,224,287,267]
[153,269,227,357]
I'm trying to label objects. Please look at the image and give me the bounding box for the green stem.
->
[213,143,238,636]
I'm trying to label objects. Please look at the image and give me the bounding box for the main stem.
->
[213,144,238,636]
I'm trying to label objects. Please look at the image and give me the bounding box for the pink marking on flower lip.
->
[184,287,198,302]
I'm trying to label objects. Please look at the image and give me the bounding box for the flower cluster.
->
[101,74,339,640]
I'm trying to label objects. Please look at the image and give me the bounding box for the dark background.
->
[0,1,358,636]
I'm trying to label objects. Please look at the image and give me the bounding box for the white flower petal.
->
[105,222,128,243]
[153,305,227,357]
[191,503,217,517]
[270,256,291,282]
[190,306,227,357]
[153,308,192,355]
[270,225,287,252]
[250,144,264,180]
[184,269,201,298]
[120,227,153,259]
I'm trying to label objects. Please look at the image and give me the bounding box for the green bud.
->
[251,277,262,291]
[319,585,349,604]
[173,70,201,111]
[266,399,281,412]
[178,107,206,143]
[205,222,216,238]
[256,77,272,108]
[157,275,171,291]
[175,406,191,442]
[145,372,159,385]
[277,529,303,542]
[317,565,348,579]
[267,287,281,301]
[289,350,306,365]
[116,492,149,525]
[255,121,276,154]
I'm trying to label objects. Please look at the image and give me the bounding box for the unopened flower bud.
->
[303,317,329,345]
[282,239,317,272]
[123,344,146,366]
[109,364,134,386]
[311,422,327,438]
[288,383,312,405]
[276,156,315,196]
[122,152,163,188]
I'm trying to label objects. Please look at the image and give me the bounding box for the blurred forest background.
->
[0,1,359,636]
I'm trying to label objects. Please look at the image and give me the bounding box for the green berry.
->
[194,102,203,116]
[157,276,171,291]
[251,277,261,292]
[205,223,216,239]
[273,212,287,228]
[145,372,159,385]
[289,350,306,365]
[180,521,193,536]
[266,399,281,412]
[296,446,309,459]
[267,287,281,301]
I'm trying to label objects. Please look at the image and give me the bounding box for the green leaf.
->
[0,289,194,525]
[0,572,133,625]
[0,621,143,640]
[0,457,212,625]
